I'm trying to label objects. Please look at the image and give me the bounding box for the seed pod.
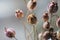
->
[48,1,58,14]
[43,12,49,22]
[15,9,24,19]
[43,21,50,30]
[51,32,58,40]
[27,14,37,24]
[4,27,16,38]
[56,18,60,27]
[56,30,60,40]
[27,0,37,11]
[43,31,52,39]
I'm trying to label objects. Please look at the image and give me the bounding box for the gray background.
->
[0,0,60,40]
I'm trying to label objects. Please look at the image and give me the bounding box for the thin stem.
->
[22,21,27,40]
[23,0,27,5]
[33,25,38,40]
[50,14,52,25]
[22,21,33,40]
[14,37,18,40]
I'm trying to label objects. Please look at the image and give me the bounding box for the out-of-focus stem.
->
[23,0,27,5]
[33,25,38,40]
[22,21,33,40]
[14,37,18,40]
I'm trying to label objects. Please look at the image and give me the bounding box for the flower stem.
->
[33,25,38,40]
[14,37,18,40]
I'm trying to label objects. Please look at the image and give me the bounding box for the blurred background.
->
[0,0,60,40]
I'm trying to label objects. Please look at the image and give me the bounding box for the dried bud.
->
[43,31,52,39]
[43,21,50,30]
[48,1,58,14]
[27,0,37,11]
[27,14,37,24]
[15,9,24,19]
[56,18,60,27]
[43,12,49,22]
[5,27,16,38]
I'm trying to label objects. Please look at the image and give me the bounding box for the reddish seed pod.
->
[15,9,24,19]
[4,27,16,38]
[48,1,58,14]
[43,31,52,40]
[43,21,50,30]
[27,14,37,24]
[56,18,60,27]
[27,0,37,11]
[43,12,49,22]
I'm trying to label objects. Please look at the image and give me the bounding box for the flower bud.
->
[15,9,24,19]
[5,27,16,38]
[48,1,58,14]
[27,14,37,24]
[43,12,49,22]
[43,21,50,30]
[27,0,37,11]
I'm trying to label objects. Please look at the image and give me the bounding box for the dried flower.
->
[15,9,24,19]
[43,12,49,22]
[43,21,50,30]
[4,27,16,38]
[43,31,52,40]
[27,14,37,24]
[27,0,37,11]
[48,1,58,14]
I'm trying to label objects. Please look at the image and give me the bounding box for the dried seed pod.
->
[43,31,52,39]
[27,14,37,24]
[43,12,49,22]
[51,32,58,40]
[56,18,60,27]
[56,30,60,40]
[27,0,37,11]
[15,9,24,19]
[43,21,50,30]
[4,27,16,38]
[48,1,58,14]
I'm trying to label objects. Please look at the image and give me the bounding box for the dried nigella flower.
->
[43,21,50,30]
[43,31,52,40]
[4,27,16,38]
[43,12,49,22]
[27,0,37,11]
[48,1,58,14]
[56,17,60,27]
[27,14,37,24]
[51,32,58,40]
[15,9,24,19]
